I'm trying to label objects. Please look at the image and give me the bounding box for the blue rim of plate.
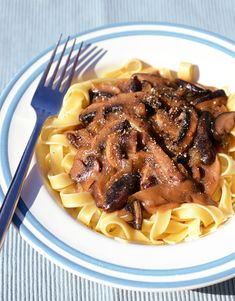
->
[1,22,235,289]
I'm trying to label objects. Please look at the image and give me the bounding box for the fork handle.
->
[0,119,43,248]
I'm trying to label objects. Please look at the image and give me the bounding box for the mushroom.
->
[133,179,215,214]
[175,78,209,94]
[187,112,222,195]
[91,81,121,96]
[67,132,81,149]
[171,108,198,154]
[152,109,181,140]
[152,107,198,155]
[90,78,143,96]
[132,72,170,87]
[213,112,235,139]
[174,80,227,115]
[105,132,123,169]
[144,141,185,184]
[79,100,109,126]
[195,90,228,117]
[90,171,114,208]
[200,155,221,196]
[105,132,134,170]
[140,162,158,189]
[91,119,131,154]
[141,92,163,114]
[194,89,227,105]
[118,199,143,230]
[177,110,191,142]
[129,76,142,92]
[151,86,185,109]
[104,104,123,116]
[79,110,97,125]
[89,90,114,102]
[69,155,100,191]
[80,91,146,126]
[103,173,140,212]
[66,128,92,149]
[104,129,138,170]
[191,111,216,165]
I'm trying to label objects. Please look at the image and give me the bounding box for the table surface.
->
[1,0,235,300]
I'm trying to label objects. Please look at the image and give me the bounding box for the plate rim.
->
[1,22,235,290]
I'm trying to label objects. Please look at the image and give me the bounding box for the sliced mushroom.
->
[152,109,181,140]
[80,91,145,126]
[90,171,114,208]
[192,111,216,165]
[105,132,133,170]
[171,108,198,154]
[129,150,147,172]
[103,173,140,212]
[195,90,228,117]
[67,129,92,149]
[70,157,85,181]
[175,78,209,94]
[194,89,227,105]
[104,104,123,116]
[105,133,122,168]
[141,92,162,114]
[177,110,191,142]
[79,100,109,126]
[91,81,121,96]
[201,155,221,196]
[133,73,170,87]
[89,90,114,102]
[152,107,198,155]
[213,112,235,139]
[119,199,143,230]
[140,162,158,189]
[133,179,215,214]
[124,129,138,155]
[105,91,145,109]
[129,76,142,92]
[91,119,130,154]
[79,110,97,125]
[104,102,146,118]
[153,86,185,109]
[91,78,143,95]
[67,132,81,149]
[70,155,100,191]
[145,141,185,184]
[117,115,148,146]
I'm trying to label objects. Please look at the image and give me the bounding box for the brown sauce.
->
[67,73,235,230]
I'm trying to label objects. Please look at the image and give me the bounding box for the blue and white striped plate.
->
[1,23,235,291]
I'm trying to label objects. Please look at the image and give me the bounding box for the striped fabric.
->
[1,0,235,299]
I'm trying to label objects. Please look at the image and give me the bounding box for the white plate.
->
[1,23,235,291]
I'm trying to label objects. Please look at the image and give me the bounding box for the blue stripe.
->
[1,24,235,288]
[1,21,235,113]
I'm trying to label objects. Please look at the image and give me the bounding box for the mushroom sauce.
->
[66,72,235,231]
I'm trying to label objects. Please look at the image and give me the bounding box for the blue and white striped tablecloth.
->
[1,0,235,300]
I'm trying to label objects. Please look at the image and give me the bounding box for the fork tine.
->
[48,36,70,87]
[74,48,104,77]
[55,38,76,91]
[62,42,83,92]
[60,45,97,85]
[39,34,62,86]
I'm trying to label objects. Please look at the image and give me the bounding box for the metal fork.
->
[0,36,94,248]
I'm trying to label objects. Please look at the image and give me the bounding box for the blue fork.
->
[0,36,91,247]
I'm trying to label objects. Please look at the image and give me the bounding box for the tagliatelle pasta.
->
[36,60,235,245]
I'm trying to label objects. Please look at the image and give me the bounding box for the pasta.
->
[36,60,235,245]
